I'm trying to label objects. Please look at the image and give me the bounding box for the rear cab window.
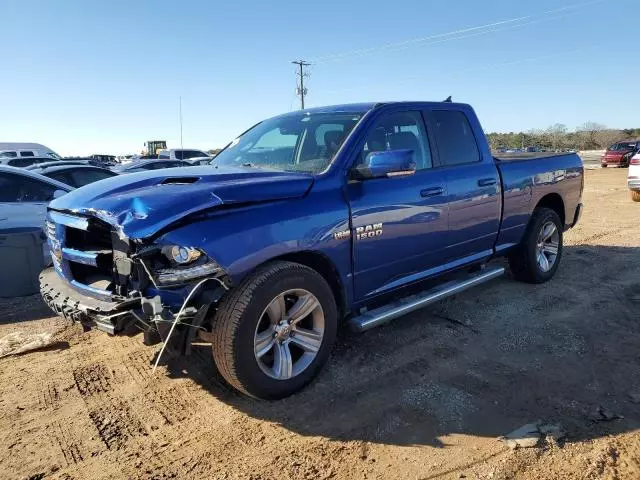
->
[427,110,480,166]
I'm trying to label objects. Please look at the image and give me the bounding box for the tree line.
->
[486,123,640,152]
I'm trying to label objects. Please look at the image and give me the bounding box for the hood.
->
[49,166,314,239]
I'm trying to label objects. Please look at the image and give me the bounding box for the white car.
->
[0,142,61,160]
[158,148,209,160]
[629,150,640,202]
[0,165,73,261]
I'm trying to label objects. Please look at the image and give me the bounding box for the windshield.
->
[214,112,365,173]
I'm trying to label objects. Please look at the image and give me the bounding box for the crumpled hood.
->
[49,166,314,239]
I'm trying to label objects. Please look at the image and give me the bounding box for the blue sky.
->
[1,0,637,155]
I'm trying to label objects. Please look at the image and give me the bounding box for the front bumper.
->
[40,267,141,335]
[602,157,628,166]
[628,179,640,191]
[40,266,227,355]
[40,267,140,334]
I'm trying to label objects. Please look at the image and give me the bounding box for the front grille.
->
[48,212,116,300]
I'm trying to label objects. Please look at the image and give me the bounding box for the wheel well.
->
[535,193,565,225]
[275,251,347,318]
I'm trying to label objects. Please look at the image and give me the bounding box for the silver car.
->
[0,165,73,262]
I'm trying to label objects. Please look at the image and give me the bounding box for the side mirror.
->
[53,189,67,199]
[352,149,416,180]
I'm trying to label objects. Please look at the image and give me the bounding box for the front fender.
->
[155,183,353,305]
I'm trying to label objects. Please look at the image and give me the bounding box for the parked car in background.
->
[628,150,640,202]
[158,148,209,160]
[29,164,118,188]
[112,159,190,173]
[187,156,214,166]
[0,165,72,262]
[41,101,584,399]
[90,154,117,166]
[25,160,89,170]
[0,142,61,160]
[601,141,638,167]
[0,156,62,168]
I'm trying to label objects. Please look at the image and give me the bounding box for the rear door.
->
[424,108,501,264]
[348,109,449,300]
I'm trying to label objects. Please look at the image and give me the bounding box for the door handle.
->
[420,187,444,197]
[477,178,497,187]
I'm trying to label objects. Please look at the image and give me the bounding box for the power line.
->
[320,43,603,96]
[291,60,311,109]
[310,0,608,63]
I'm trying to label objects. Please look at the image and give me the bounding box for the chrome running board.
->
[349,266,505,332]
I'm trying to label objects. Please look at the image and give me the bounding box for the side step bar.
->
[349,266,505,332]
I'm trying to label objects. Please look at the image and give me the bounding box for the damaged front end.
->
[40,210,230,355]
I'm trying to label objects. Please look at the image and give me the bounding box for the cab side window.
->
[0,173,57,202]
[429,110,480,166]
[361,111,432,170]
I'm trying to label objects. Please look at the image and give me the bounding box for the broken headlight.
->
[162,245,201,265]
[156,262,221,285]
[153,245,221,285]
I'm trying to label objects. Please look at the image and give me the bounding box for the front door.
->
[347,110,449,301]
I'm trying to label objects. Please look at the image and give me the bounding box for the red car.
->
[601,141,639,167]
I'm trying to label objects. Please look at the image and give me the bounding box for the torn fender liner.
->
[48,166,313,239]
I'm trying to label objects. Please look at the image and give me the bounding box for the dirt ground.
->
[1,168,640,480]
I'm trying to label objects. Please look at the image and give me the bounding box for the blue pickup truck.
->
[40,101,583,399]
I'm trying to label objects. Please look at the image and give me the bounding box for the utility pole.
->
[179,96,183,150]
[291,60,310,110]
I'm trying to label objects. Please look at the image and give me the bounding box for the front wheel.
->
[631,191,640,202]
[508,208,563,284]
[211,261,338,399]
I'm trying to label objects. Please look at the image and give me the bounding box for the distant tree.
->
[207,148,222,156]
[486,122,637,153]
[546,123,568,151]
[576,121,607,149]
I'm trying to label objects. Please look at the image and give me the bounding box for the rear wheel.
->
[508,207,563,283]
[601,164,607,168]
[211,261,337,399]
[631,191,640,202]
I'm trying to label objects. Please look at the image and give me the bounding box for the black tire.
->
[211,261,338,399]
[601,164,607,168]
[508,207,563,284]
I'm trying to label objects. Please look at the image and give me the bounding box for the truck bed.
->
[494,152,574,161]
[494,152,583,251]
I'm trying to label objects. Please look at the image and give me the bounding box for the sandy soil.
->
[1,167,639,480]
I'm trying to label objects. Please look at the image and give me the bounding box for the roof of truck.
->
[281,101,471,116]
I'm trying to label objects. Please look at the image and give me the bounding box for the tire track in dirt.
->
[71,355,149,451]
[51,420,84,465]
[87,400,147,450]
[73,363,113,396]
[39,382,60,410]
